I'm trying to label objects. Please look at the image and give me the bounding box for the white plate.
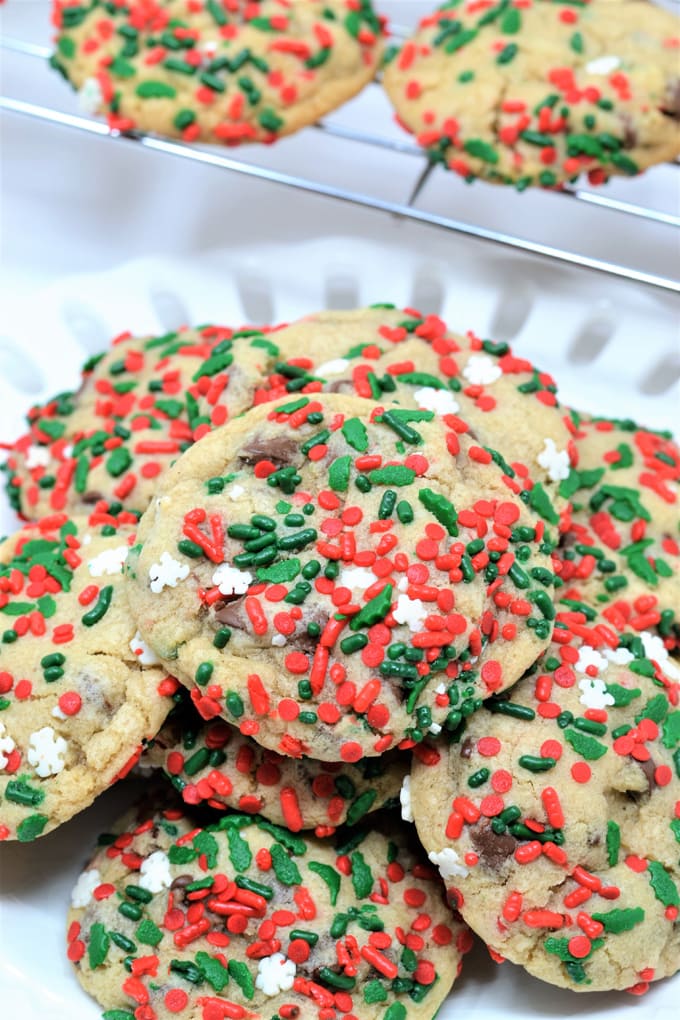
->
[0,243,678,1018]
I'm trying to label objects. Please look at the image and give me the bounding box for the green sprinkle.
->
[136,81,177,100]
[309,861,341,906]
[256,558,301,584]
[564,729,608,761]
[496,42,518,64]
[88,922,109,968]
[418,488,458,535]
[519,755,556,772]
[368,466,416,486]
[227,960,254,999]
[270,843,302,885]
[329,455,352,492]
[464,138,499,164]
[196,950,230,993]
[350,851,374,899]
[81,585,113,626]
[527,482,559,524]
[349,584,393,631]
[227,827,252,872]
[648,861,679,907]
[592,907,645,935]
[341,417,368,451]
[136,919,162,947]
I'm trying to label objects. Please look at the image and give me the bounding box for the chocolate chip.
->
[82,490,104,504]
[239,434,298,468]
[637,755,656,795]
[662,77,680,118]
[460,737,474,759]
[170,874,194,891]
[214,596,246,629]
[469,820,517,870]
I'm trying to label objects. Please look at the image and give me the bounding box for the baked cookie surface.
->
[52,0,384,143]
[257,306,572,501]
[0,512,173,841]
[3,324,278,519]
[555,413,680,643]
[67,797,471,1019]
[383,0,680,188]
[126,393,557,761]
[146,688,408,833]
[410,609,680,992]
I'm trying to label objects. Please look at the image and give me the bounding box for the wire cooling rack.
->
[2,23,680,295]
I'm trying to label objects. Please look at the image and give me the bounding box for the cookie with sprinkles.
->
[125,393,557,761]
[51,0,384,145]
[0,512,174,842]
[145,687,408,833]
[66,797,471,1020]
[256,306,572,502]
[2,323,280,520]
[383,0,680,189]
[410,607,680,992]
[555,412,680,643]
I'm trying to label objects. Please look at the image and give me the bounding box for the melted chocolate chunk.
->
[214,596,247,629]
[460,737,474,760]
[239,434,298,468]
[662,77,680,118]
[469,820,517,870]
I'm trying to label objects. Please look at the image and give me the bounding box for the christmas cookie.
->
[3,323,279,520]
[51,0,384,144]
[146,688,407,833]
[66,798,471,1020]
[0,512,173,841]
[410,608,680,992]
[383,0,680,189]
[556,412,679,642]
[256,306,572,501]
[125,393,557,762]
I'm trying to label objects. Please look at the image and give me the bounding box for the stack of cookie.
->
[1,307,678,1018]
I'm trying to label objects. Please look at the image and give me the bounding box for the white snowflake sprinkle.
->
[27,726,68,777]
[641,631,680,681]
[227,485,245,501]
[149,552,190,594]
[400,776,413,823]
[429,847,469,881]
[537,438,571,482]
[212,563,253,596]
[78,77,104,115]
[317,357,350,377]
[393,593,427,632]
[605,646,634,667]
[271,633,287,647]
[586,55,621,75]
[0,722,16,770]
[413,386,460,416]
[88,544,129,577]
[575,645,608,676]
[129,630,161,665]
[339,566,376,591]
[25,444,51,470]
[138,850,172,893]
[71,868,102,908]
[255,953,296,997]
[578,676,615,711]
[462,354,502,387]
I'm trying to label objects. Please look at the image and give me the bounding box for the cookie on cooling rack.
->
[383,0,680,188]
[0,512,173,842]
[555,412,679,643]
[51,0,384,144]
[145,686,407,833]
[256,306,572,502]
[410,607,680,993]
[2,324,279,519]
[66,797,471,1020]
[125,393,558,762]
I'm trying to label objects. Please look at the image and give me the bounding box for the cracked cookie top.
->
[383,0,680,188]
[410,607,680,992]
[125,393,557,762]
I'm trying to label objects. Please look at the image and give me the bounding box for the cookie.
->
[0,512,174,842]
[383,0,680,189]
[410,607,680,992]
[146,688,408,833]
[51,0,384,144]
[555,412,680,643]
[255,306,572,501]
[3,323,279,520]
[66,796,471,1020]
[126,393,558,761]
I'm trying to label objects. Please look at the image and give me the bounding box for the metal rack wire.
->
[2,33,679,294]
